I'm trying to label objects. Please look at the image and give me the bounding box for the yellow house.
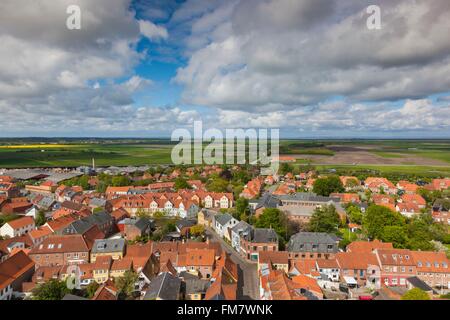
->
[110,258,133,279]
[93,256,112,284]
[197,209,213,228]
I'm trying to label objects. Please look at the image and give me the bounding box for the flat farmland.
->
[0,139,448,175]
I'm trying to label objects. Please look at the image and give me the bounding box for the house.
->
[240,228,279,262]
[110,258,133,279]
[28,234,90,267]
[364,177,396,194]
[346,239,393,253]
[330,193,360,204]
[111,207,129,222]
[180,249,216,279]
[288,259,320,278]
[335,252,381,289]
[143,272,182,300]
[213,213,238,240]
[0,182,20,198]
[372,194,396,211]
[374,249,416,287]
[175,219,196,237]
[258,251,289,274]
[231,220,253,253]
[25,180,57,195]
[286,232,339,260]
[119,218,154,241]
[180,272,210,300]
[0,251,35,300]
[28,226,53,246]
[61,211,114,237]
[240,177,263,199]
[0,216,35,238]
[399,194,426,208]
[253,193,281,217]
[1,198,33,214]
[396,181,419,194]
[291,274,323,299]
[316,259,340,282]
[410,251,450,289]
[396,202,421,218]
[92,279,119,300]
[197,209,215,228]
[428,178,450,191]
[92,255,113,284]
[259,267,315,300]
[90,238,126,262]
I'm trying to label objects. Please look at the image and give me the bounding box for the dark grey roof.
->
[91,238,125,254]
[277,192,340,203]
[406,276,434,292]
[64,211,113,234]
[134,217,155,231]
[184,277,210,295]
[38,197,55,208]
[176,219,196,230]
[256,193,281,210]
[287,232,339,253]
[89,198,106,207]
[61,200,83,211]
[243,228,278,243]
[214,213,233,226]
[231,220,252,234]
[144,272,181,300]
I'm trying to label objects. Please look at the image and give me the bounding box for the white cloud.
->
[139,20,168,41]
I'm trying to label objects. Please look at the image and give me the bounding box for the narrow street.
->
[205,228,259,300]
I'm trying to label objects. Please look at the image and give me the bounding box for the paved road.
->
[205,228,259,300]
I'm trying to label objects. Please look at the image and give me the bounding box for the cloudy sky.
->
[0,0,449,138]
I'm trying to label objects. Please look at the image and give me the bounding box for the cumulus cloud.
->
[174,0,450,115]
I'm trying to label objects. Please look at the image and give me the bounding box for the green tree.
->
[401,288,430,300]
[255,208,287,239]
[206,177,229,192]
[32,279,70,300]
[35,211,47,227]
[313,176,344,196]
[190,224,205,237]
[112,175,131,187]
[115,270,139,299]
[381,226,408,248]
[346,204,363,225]
[363,205,405,240]
[308,205,340,233]
[174,177,190,191]
[85,281,99,299]
[235,198,250,216]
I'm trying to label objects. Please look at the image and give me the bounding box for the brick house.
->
[0,216,35,238]
[239,228,278,262]
[374,249,416,287]
[410,251,450,289]
[28,234,90,267]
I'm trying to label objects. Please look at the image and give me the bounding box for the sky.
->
[0,0,449,138]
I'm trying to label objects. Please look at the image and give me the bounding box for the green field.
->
[0,139,449,178]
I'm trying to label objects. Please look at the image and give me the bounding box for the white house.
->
[316,259,340,282]
[213,213,238,240]
[0,216,35,238]
[231,221,253,253]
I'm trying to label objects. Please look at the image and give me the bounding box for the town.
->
[0,158,449,301]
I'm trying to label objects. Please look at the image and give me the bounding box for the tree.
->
[308,205,340,234]
[115,270,139,299]
[35,211,47,227]
[363,205,405,240]
[381,226,408,248]
[345,178,359,189]
[401,288,430,300]
[235,198,250,217]
[313,176,344,196]
[111,175,131,187]
[206,177,229,192]
[174,177,190,191]
[346,204,363,225]
[190,224,205,237]
[85,281,99,299]
[32,279,70,300]
[255,208,287,239]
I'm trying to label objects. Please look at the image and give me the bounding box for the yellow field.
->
[0,144,73,149]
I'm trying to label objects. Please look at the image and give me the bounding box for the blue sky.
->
[0,0,449,138]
